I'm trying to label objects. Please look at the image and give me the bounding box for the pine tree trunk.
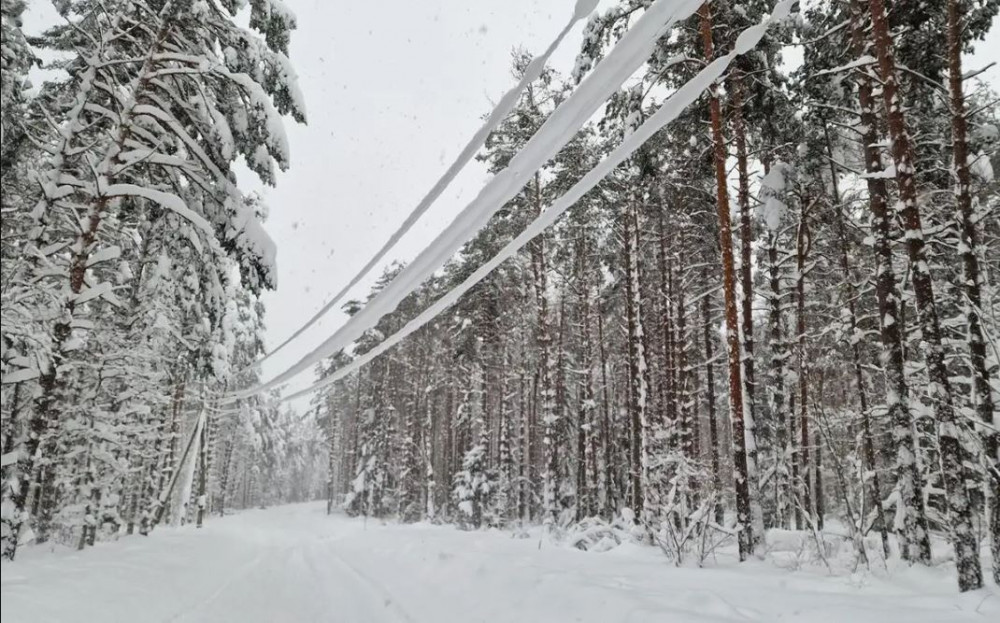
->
[732,69,760,524]
[160,379,187,525]
[767,231,790,530]
[658,214,677,449]
[946,0,999,586]
[77,435,95,551]
[813,374,825,531]
[848,0,932,564]
[195,414,209,528]
[425,383,437,521]
[868,0,982,590]
[703,291,724,526]
[623,199,651,520]
[498,356,514,525]
[676,276,691,458]
[795,210,812,527]
[676,272,697,504]
[699,3,754,560]
[554,298,569,518]
[576,237,596,520]
[598,309,616,518]
[327,403,338,515]
[218,438,236,517]
[667,260,681,451]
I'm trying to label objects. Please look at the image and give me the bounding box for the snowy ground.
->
[2,502,996,623]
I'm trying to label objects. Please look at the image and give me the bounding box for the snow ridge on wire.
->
[279,0,796,404]
[242,0,600,374]
[226,0,699,401]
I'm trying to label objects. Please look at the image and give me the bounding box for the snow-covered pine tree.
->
[1,0,304,559]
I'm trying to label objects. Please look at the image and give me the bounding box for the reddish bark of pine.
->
[699,3,753,560]
[868,0,981,590]
[946,0,998,585]
[848,0,932,564]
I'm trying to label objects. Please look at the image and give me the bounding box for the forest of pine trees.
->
[316,0,999,593]
[1,0,997,598]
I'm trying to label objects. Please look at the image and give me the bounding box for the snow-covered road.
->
[1,502,996,622]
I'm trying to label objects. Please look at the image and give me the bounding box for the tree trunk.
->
[849,0,932,564]
[946,0,999,586]
[658,213,678,449]
[623,200,649,518]
[598,308,616,519]
[795,208,812,528]
[576,237,596,520]
[195,413,209,528]
[703,291,724,526]
[767,231,790,530]
[732,69,760,523]
[868,0,982,590]
[699,3,754,560]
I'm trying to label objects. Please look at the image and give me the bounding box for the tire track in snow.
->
[161,547,271,623]
[304,542,417,623]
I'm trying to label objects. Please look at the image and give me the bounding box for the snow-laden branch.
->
[102,184,215,239]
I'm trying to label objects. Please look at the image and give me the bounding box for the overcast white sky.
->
[22,2,999,411]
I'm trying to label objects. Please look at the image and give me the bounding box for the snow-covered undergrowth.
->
[2,502,996,622]
[559,510,995,583]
